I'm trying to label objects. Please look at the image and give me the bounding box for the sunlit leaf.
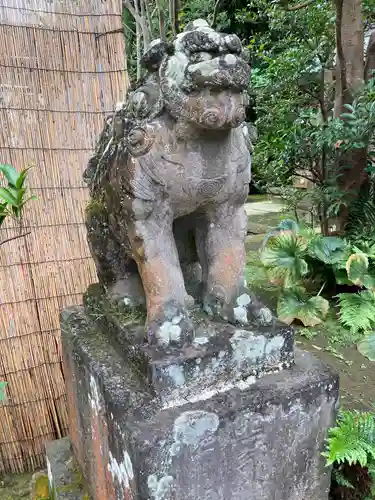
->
[0,187,17,205]
[308,236,350,265]
[0,163,19,187]
[15,167,32,189]
[277,288,329,326]
[346,253,369,285]
[260,231,308,287]
[357,332,375,361]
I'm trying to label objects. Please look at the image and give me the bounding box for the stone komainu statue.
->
[84,19,272,346]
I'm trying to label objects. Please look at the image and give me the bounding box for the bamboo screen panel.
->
[0,0,127,473]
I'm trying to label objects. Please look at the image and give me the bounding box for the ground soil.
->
[0,473,32,500]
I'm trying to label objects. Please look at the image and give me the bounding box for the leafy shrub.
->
[0,163,36,225]
[0,163,35,402]
[324,409,375,497]
[259,219,375,332]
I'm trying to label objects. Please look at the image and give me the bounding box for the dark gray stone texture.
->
[61,305,338,500]
[45,436,89,499]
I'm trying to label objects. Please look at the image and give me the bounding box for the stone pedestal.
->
[60,286,339,500]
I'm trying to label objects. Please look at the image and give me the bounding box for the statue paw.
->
[232,291,275,327]
[147,301,194,347]
[203,289,275,327]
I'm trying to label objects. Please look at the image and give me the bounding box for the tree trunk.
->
[365,31,375,82]
[334,0,366,230]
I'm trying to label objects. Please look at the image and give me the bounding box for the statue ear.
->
[141,39,174,73]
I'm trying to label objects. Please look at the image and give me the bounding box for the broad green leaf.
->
[15,167,32,189]
[260,232,308,287]
[277,288,329,326]
[0,381,7,403]
[6,186,26,206]
[333,267,352,285]
[346,253,369,285]
[0,187,17,205]
[308,236,350,265]
[0,163,19,187]
[262,220,299,248]
[343,104,354,112]
[277,219,299,232]
[357,332,375,361]
[362,273,375,291]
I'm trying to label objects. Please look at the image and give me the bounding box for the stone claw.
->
[147,301,194,347]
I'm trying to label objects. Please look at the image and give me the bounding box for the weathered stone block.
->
[61,305,338,500]
[84,283,294,408]
[46,436,89,499]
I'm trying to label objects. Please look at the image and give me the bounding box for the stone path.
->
[245,199,285,216]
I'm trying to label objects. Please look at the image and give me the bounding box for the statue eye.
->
[189,52,213,64]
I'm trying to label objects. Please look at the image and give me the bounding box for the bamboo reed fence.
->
[0,0,127,474]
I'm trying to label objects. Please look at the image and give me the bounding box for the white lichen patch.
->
[257,307,273,325]
[157,321,182,345]
[265,335,284,356]
[192,336,209,346]
[165,52,189,86]
[236,293,251,307]
[165,365,185,387]
[89,375,101,413]
[148,474,174,500]
[233,305,248,324]
[173,410,219,454]
[162,374,257,410]
[230,330,265,368]
[108,450,134,489]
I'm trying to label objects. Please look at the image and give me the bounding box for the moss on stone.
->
[33,474,49,499]
[85,197,106,218]
[55,464,90,498]
[107,300,146,326]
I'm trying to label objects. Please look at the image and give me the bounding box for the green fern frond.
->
[337,291,375,334]
[324,410,375,468]
[347,181,375,241]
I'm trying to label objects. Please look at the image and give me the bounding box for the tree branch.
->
[278,0,316,11]
[123,0,150,49]
[155,0,166,40]
[212,0,222,27]
[0,232,31,247]
[335,0,348,99]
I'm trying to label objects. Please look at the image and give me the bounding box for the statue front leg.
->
[196,202,274,326]
[128,207,194,346]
